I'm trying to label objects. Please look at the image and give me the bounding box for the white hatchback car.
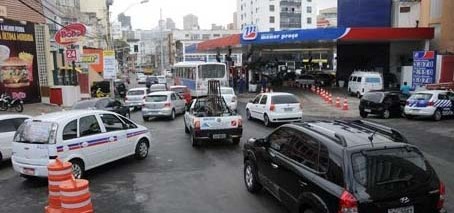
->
[0,114,31,162]
[125,87,149,109]
[221,87,238,111]
[404,90,454,121]
[12,110,151,179]
[246,92,303,126]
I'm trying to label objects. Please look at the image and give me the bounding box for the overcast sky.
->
[110,0,337,30]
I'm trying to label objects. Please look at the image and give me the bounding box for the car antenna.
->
[368,130,377,147]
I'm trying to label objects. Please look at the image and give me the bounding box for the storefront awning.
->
[339,27,434,41]
[197,34,240,51]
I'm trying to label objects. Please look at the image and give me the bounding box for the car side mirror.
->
[249,138,269,147]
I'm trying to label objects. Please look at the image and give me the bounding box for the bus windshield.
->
[198,64,225,79]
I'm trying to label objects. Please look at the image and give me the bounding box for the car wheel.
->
[382,109,391,119]
[170,109,176,120]
[263,114,271,127]
[232,138,240,145]
[356,92,362,99]
[433,109,442,121]
[405,114,414,119]
[360,111,368,118]
[142,116,149,122]
[244,160,262,193]
[70,159,85,179]
[191,131,200,147]
[246,109,252,120]
[184,122,190,134]
[135,139,149,160]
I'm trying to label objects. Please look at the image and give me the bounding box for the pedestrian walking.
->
[261,76,267,92]
[400,82,411,97]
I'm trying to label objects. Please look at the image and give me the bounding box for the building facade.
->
[183,14,199,30]
[236,0,317,32]
[317,7,337,28]
[420,0,454,53]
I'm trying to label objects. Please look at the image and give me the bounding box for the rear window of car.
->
[271,95,299,104]
[366,77,381,83]
[146,95,168,102]
[128,90,145,96]
[362,92,384,103]
[409,93,433,101]
[150,85,166,90]
[14,121,57,144]
[352,147,432,198]
[221,88,233,94]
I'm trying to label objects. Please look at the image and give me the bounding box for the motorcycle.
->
[0,93,24,112]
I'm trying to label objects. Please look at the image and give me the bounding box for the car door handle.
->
[299,180,308,187]
[271,163,279,169]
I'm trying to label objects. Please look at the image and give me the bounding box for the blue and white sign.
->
[242,25,258,41]
[241,28,348,45]
[412,51,436,89]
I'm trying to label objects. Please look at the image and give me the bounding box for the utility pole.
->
[159,8,165,75]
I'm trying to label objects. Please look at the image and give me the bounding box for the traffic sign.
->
[65,49,77,62]
[103,50,117,79]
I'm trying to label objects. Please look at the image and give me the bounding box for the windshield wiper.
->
[376,175,413,185]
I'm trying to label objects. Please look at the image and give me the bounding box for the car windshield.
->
[146,95,168,102]
[128,90,145,96]
[271,95,299,104]
[14,121,57,144]
[409,93,433,101]
[72,101,96,109]
[221,88,233,94]
[362,92,384,103]
[352,147,432,199]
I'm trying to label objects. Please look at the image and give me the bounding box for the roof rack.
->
[299,122,347,147]
[335,120,407,143]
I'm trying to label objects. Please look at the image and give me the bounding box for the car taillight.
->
[338,190,358,213]
[270,103,275,112]
[194,120,200,130]
[164,102,171,108]
[232,96,237,102]
[231,120,237,126]
[428,101,435,106]
[437,181,446,209]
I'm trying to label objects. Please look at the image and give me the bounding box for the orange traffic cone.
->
[328,94,333,104]
[335,97,341,108]
[59,178,94,213]
[342,98,349,111]
[45,159,73,213]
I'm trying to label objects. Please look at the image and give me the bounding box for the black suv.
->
[359,91,407,119]
[243,120,445,213]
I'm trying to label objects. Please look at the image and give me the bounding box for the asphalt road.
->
[0,95,453,212]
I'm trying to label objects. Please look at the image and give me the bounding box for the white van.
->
[348,71,384,98]
[11,110,151,179]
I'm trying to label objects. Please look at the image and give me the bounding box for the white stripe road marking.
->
[61,198,91,209]
[48,168,72,176]
[60,188,89,197]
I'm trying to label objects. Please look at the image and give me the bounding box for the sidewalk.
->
[0,103,66,116]
[238,86,360,118]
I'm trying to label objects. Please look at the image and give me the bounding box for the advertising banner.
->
[103,50,116,79]
[0,18,40,103]
[412,51,437,89]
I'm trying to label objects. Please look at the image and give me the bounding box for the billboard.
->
[0,18,40,103]
[412,51,437,89]
[103,50,116,79]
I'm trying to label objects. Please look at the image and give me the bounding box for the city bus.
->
[173,62,228,97]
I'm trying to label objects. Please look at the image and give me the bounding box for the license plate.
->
[388,206,414,213]
[23,168,35,176]
[213,134,226,139]
[284,108,293,112]
[364,109,371,112]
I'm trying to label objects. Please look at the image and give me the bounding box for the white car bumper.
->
[142,108,172,117]
[268,111,303,123]
[12,157,49,177]
[126,101,143,107]
[404,106,436,117]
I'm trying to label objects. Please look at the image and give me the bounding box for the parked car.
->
[221,87,238,111]
[170,85,192,104]
[149,84,167,93]
[138,75,147,84]
[359,91,407,119]
[136,73,145,81]
[243,120,446,213]
[0,114,31,162]
[404,90,454,121]
[142,91,186,121]
[245,92,303,127]
[295,75,316,87]
[125,88,149,110]
[12,110,151,179]
[348,71,384,98]
[145,76,158,88]
[314,73,335,87]
[72,98,130,118]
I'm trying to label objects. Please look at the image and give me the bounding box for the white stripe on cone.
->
[60,188,90,197]
[61,198,91,209]
[48,168,72,176]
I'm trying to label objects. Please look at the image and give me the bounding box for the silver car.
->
[142,91,186,121]
[125,88,149,109]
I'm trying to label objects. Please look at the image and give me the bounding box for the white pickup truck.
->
[183,98,243,147]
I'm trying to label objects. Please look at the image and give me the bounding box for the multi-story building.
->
[183,14,200,30]
[79,0,109,47]
[236,0,317,32]
[317,7,337,28]
[419,0,454,53]
[166,18,176,30]
[233,12,239,30]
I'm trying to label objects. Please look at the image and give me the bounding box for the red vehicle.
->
[170,85,192,104]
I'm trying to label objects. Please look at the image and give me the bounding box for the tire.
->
[246,109,252,120]
[170,109,176,120]
[244,160,262,193]
[14,103,23,112]
[232,138,240,145]
[382,109,391,119]
[135,139,149,160]
[0,102,7,111]
[263,114,271,127]
[433,109,442,121]
[405,114,414,119]
[191,131,200,147]
[360,111,368,118]
[143,116,149,122]
[356,92,362,99]
[69,159,85,179]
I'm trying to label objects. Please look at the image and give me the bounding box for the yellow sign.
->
[103,50,115,57]
[80,54,99,64]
